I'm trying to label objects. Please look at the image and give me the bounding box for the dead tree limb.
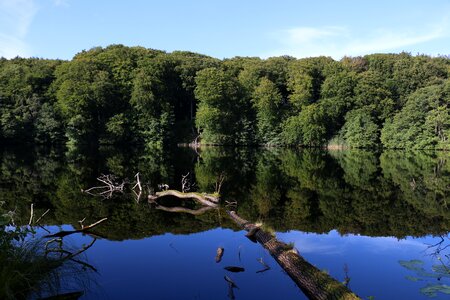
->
[82,175,124,199]
[28,203,34,225]
[181,172,192,193]
[132,172,143,203]
[43,218,108,238]
[227,211,361,300]
[148,190,219,207]
[215,173,226,194]
[35,209,50,225]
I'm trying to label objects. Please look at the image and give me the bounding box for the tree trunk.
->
[228,211,361,300]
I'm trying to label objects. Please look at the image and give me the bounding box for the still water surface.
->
[1,146,449,299]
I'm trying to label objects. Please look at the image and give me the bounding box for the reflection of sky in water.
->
[279,230,426,255]
[37,226,450,300]
[42,226,307,300]
[278,230,450,299]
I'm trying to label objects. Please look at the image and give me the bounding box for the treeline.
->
[0,45,449,149]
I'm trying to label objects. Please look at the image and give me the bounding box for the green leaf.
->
[399,259,425,271]
[420,284,450,297]
[431,265,450,277]
[405,275,422,282]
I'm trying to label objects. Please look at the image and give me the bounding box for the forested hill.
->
[0,45,448,149]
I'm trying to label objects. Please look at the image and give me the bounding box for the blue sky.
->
[0,0,449,60]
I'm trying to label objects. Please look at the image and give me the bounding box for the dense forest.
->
[0,45,449,149]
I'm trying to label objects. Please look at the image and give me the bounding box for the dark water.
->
[1,146,449,299]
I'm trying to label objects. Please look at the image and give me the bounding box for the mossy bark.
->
[228,211,361,300]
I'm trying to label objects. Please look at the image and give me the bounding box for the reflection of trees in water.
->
[242,149,449,237]
[381,151,449,216]
[0,145,448,240]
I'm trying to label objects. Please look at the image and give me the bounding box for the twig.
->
[82,175,125,199]
[35,209,50,225]
[28,203,34,225]
[69,257,98,272]
[44,218,108,238]
[132,172,142,191]
[215,173,226,194]
[38,224,51,234]
[181,172,191,192]
[66,238,97,259]
[132,172,143,202]
[78,217,86,229]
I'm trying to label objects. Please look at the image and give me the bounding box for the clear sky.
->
[0,0,449,60]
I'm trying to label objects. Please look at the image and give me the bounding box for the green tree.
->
[287,57,335,112]
[281,103,328,146]
[54,59,117,144]
[195,68,247,144]
[381,82,449,149]
[339,108,380,148]
[252,78,283,144]
[130,55,179,146]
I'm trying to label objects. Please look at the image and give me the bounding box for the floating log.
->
[216,247,224,263]
[148,190,219,207]
[228,211,361,300]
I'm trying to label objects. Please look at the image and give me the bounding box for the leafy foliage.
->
[0,46,449,149]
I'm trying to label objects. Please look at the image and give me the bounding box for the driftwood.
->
[148,190,219,207]
[216,247,224,263]
[43,218,108,238]
[227,211,361,300]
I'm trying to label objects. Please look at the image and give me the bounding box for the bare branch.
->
[215,173,226,194]
[35,209,50,225]
[82,175,125,199]
[132,173,143,203]
[181,172,191,193]
[28,203,34,225]
[148,190,219,207]
[44,218,108,238]
[132,172,142,191]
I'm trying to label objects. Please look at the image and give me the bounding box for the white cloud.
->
[53,0,69,7]
[282,26,347,45]
[278,230,427,255]
[0,0,38,58]
[265,19,449,59]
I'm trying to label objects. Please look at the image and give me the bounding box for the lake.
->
[0,145,449,299]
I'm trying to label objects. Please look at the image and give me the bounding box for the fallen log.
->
[148,190,219,207]
[228,211,361,300]
[144,188,359,299]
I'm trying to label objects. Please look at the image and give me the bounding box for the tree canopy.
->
[0,46,448,149]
